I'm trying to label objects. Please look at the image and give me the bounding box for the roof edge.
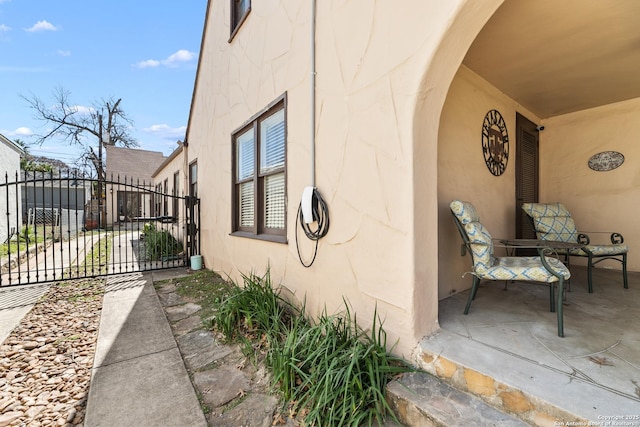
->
[0,133,25,155]
[152,142,184,178]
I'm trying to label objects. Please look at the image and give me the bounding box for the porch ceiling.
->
[462,0,640,119]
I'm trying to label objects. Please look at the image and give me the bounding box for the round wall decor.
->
[481,109,509,176]
[588,151,624,171]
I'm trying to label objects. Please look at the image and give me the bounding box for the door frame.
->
[515,112,540,240]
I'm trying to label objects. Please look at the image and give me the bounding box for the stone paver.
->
[154,273,300,426]
[176,329,234,371]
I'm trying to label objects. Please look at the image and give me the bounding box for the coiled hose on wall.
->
[295,187,329,268]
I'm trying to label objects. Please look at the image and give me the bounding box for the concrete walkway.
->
[84,271,206,427]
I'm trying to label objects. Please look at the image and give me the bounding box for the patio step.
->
[386,372,528,426]
[413,333,593,426]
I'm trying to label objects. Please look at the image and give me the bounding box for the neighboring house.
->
[104,146,166,225]
[152,142,187,239]
[20,170,91,236]
[0,134,24,243]
[156,0,640,362]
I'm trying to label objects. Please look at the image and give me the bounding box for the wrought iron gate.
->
[1,170,200,287]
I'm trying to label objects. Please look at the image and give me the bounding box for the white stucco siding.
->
[0,140,23,243]
[186,0,480,356]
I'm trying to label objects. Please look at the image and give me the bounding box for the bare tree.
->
[22,87,139,178]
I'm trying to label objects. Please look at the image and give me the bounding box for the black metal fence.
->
[1,170,200,287]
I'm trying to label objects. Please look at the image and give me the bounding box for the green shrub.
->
[212,269,415,426]
[142,223,183,260]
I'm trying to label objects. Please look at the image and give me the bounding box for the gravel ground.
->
[0,279,104,426]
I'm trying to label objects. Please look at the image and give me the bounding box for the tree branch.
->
[21,86,139,177]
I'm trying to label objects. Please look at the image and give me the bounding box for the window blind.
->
[239,181,254,227]
[260,110,285,174]
[264,172,285,229]
[237,130,255,181]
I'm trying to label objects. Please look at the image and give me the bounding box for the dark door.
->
[515,112,539,240]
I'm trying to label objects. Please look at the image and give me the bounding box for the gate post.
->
[185,195,200,264]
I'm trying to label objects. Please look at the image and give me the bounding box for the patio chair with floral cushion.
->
[521,202,628,294]
[450,200,571,337]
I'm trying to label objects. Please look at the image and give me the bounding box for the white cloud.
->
[135,59,160,69]
[134,49,196,69]
[143,124,186,140]
[57,50,71,57]
[56,104,93,115]
[162,49,196,67]
[74,105,93,115]
[14,127,33,136]
[0,24,10,32]
[25,20,59,33]
[69,105,94,116]
[1,127,33,137]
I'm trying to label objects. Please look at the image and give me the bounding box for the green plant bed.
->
[159,268,416,426]
[141,223,183,261]
[212,270,416,426]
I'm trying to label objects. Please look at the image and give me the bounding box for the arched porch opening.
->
[419,0,640,417]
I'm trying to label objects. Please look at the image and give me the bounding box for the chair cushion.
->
[450,200,480,225]
[463,221,495,274]
[479,256,570,282]
[572,244,629,257]
[451,200,570,283]
[521,202,578,243]
[523,202,629,257]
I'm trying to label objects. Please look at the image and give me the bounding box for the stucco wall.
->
[151,148,186,242]
[185,0,494,355]
[0,143,23,242]
[540,98,640,271]
[437,65,540,299]
[105,146,167,225]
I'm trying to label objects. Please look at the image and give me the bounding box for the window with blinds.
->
[232,95,286,240]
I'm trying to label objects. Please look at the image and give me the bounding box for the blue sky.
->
[0,0,206,165]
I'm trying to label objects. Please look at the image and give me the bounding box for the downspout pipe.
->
[310,0,316,187]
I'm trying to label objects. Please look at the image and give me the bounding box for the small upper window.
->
[172,171,180,221]
[230,0,250,40]
[189,161,198,197]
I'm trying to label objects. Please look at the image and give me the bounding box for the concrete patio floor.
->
[421,265,640,424]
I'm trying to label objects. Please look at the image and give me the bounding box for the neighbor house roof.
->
[105,145,166,185]
[151,141,184,178]
[0,133,25,155]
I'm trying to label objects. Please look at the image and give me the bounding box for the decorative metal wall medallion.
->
[481,109,509,176]
[588,151,624,171]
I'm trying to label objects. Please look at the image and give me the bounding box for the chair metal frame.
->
[451,201,571,337]
[522,202,628,293]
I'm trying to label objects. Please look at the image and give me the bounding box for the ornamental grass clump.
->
[141,223,183,260]
[212,270,414,426]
